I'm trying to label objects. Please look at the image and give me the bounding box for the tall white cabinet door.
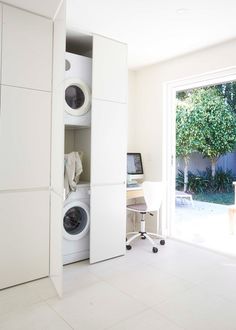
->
[50,191,63,296]
[90,184,126,264]
[90,35,127,264]
[0,190,49,289]
[51,0,65,195]
[0,86,51,191]
[2,5,52,91]
[91,99,126,185]
[50,0,66,297]
[92,35,127,103]
[0,4,2,77]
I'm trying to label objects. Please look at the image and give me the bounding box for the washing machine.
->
[64,52,92,127]
[63,182,90,265]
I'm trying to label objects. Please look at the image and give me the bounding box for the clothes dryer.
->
[64,52,92,127]
[63,182,90,264]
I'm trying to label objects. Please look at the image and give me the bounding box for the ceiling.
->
[66,0,236,69]
[3,0,236,69]
[3,0,61,18]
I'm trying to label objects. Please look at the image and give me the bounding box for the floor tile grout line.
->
[44,299,75,329]
[102,306,151,330]
[149,304,189,330]
[45,279,149,330]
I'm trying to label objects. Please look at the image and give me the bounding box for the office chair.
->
[126,181,165,253]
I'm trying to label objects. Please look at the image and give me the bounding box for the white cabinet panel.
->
[50,1,66,297]
[51,0,65,196]
[51,83,64,195]
[0,86,51,190]
[50,191,63,296]
[90,184,126,264]
[2,5,53,91]
[92,35,127,103]
[0,190,49,289]
[0,4,2,80]
[91,99,126,185]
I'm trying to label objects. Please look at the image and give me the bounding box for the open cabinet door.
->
[90,35,127,264]
[50,0,66,296]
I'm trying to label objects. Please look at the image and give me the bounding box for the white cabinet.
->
[2,5,53,91]
[0,86,51,191]
[50,191,63,296]
[0,4,2,77]
[91,99,126,185]
[90,184,126,263]
[92,35,127,103]
[0,190,49,289]
[90,35,127,264]
[50,0,66,296]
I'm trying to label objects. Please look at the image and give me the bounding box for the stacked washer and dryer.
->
[63,52,92,265]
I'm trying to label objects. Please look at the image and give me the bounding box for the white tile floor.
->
[175,200,236,256]
[1,239,236,330]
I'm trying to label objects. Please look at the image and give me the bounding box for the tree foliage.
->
[176,98,198,191]
[176,99,196,159]
[215,82,236,114]
[177,81,236,114]
[176,86,236,179]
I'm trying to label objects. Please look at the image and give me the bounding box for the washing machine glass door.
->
[65,85,85,110]
[65,78,91,117]
[63,202,90,241]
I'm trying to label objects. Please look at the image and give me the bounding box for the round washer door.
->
[65,78,91,117]
[63,200,90,241]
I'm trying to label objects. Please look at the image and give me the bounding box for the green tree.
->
[176,99,197,191]
[188,87,236,177]
[215,82,236,114]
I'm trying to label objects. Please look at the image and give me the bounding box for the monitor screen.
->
[127,153,143,175]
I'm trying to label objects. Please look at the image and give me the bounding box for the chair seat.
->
[127,203,147,212]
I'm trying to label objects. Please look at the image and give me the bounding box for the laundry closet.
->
[57,27,127,294]
[0,0,127,297]
[63,35,92,266]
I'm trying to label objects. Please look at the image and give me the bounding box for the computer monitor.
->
[127,153,144,184]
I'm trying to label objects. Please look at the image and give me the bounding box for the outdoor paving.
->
[175,200,236,256]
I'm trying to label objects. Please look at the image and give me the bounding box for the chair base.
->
[126,231,165,253]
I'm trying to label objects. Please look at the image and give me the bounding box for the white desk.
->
[126,186,143,200]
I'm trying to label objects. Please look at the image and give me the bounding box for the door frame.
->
[162,66,236,238]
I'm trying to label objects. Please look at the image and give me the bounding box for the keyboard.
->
[127,183,141,188]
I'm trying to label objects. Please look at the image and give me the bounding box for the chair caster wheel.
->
[126,245,132,250]
[160,240,165,245]
[141,235,146,239]
[152,247,158,253]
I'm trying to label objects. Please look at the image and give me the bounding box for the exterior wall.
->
[176,152,211,174]
[217,151,236,175]
[177,151,236,175]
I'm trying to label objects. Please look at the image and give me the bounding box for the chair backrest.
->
[142,181,163,212]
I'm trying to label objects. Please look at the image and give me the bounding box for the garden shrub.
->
[176,167,235,193]
[211,168,235,192]
[187,171,209,193]
[176,170,184,191]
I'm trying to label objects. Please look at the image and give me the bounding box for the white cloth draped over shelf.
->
[64,151,83,197]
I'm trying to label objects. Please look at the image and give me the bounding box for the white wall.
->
[127,70,136,151]
[129,39,236,181]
